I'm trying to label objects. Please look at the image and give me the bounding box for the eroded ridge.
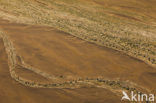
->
[0,30,153,97]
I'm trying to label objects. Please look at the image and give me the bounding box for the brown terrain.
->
[0,19,122,103]
[0,37,121,103]
[0,0,156,103]
[0,19,156,103]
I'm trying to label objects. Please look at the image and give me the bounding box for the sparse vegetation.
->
[0,0,156,102]
[0,0,155,67]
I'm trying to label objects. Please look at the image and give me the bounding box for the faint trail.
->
[0,30,151,97]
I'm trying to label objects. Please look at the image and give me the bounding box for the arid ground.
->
[0,0,156,103]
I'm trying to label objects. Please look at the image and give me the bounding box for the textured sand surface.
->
[0,0,156,67]
[0,19,155,102]
[0,38,122,103]
[0,0,156,102]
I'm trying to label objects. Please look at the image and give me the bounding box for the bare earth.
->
[0,19,156,103]
[0,0,156,103]
[0,28,121,103]
[0,40,120,103]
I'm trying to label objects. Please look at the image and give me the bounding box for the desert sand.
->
[0,0,156,103]
[0,19,155,103]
